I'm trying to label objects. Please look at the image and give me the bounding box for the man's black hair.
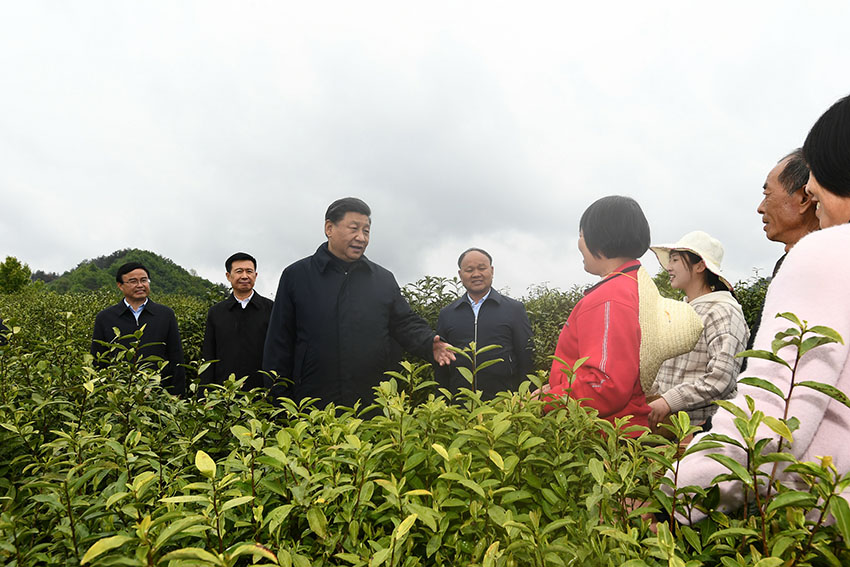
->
[803,94,850,198]
[457,247,493,268]
[777,148,810,196]
[116,262,149,284]
[325,197,372,223]
[579,195,650,259]
[226,252,257,272]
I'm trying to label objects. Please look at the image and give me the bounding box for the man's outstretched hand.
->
[432,335,456,366]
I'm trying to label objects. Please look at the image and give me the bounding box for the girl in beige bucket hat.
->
[647,230,749,435]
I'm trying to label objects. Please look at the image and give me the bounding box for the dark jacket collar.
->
[115,298,160,316]
[314,242,374,273]
[226,292,264,310]
[450,287,503,310]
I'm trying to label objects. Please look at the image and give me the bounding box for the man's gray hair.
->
[778,148,810,195]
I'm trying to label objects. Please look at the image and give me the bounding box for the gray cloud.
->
[2,2,849,300]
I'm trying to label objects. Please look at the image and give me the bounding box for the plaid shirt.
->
[650,291,749,423]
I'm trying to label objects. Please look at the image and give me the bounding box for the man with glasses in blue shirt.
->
[90,262,186,395]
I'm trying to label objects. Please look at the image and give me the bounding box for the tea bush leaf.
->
[369,547,391,567]
[799,335,842,357]
[195,450,216,479]
[706,454,753,486]
[80,534,133,564]
[707,527,760,542]
[431,443,449,461]
[229,542,279,562]
[587,458,604,484]
[736,349,791,369]
[153,514,207,550]
[737,377,784,398]
[394,513,418,540]
[808,325,844,344]
[306,507,328,539]
[828,496,850,548]
[265,504,294,534]
[797,381,850,410]
[762,416,794,443]
[488,449,504,471]
[765,491,817,513]
[160,546,223,565]
[160,495,210,504]
[221,495,254,512]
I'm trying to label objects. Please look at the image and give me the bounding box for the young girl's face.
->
[666,251,693,291]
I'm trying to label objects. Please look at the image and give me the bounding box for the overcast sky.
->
[2,2,849,299]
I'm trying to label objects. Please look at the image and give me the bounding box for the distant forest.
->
[32,249,226,298]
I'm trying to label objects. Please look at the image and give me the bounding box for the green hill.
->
[44,249,226,298]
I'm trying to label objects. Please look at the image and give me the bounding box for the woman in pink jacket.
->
[672,94,850,523]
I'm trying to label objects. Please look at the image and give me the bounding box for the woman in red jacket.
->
[535,195,651,432]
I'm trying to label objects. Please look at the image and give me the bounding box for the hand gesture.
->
[432,335,456,366]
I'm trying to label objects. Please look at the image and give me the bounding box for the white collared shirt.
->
[467,289,491,318]
[235,290,255,309]
[124,298,149,323]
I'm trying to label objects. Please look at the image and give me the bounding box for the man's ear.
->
[324,219,334,238]
[797,186,816,213]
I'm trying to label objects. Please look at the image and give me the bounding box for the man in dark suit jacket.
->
[201,252,273,391]
[436,248,534,400]
[263,197,456,408]
[90,262,186,395]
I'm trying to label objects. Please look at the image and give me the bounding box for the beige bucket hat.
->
[636,266,704,393]
[650,230,732,291]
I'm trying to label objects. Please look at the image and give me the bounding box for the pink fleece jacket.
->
[672,224,850,523]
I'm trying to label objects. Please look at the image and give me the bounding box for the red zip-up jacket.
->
[546,260,650,432]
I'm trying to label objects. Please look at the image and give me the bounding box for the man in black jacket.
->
[201,252,273,391]
[263,197,455,408]
[90,262,186,395]
[436,248,534,400]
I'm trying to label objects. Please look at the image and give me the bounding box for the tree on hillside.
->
[45,249,226,298]
[0,256,32,294]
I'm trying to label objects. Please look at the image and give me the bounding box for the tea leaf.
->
[80,535,134,564]
[489,449,504,471]
[431,443,450,461]
[195,450,216,479]
[829,496,850,549]
[160,547,223,565]
[707,527,759,542]
[706,454,753,486]
[762,416,794,443]
[229,542,279,562]
[737,349,791,369]
[370,547,391,567]
[153,515,207,551]
[588,458,604,484]
[394,513,418,540]
[808,325,844,344]
[797,381,850,410]
[799,335,841,357]
[307,507,328,539]
[738,377,784,398]
[221,495,254,512]
[765,491,817,513]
